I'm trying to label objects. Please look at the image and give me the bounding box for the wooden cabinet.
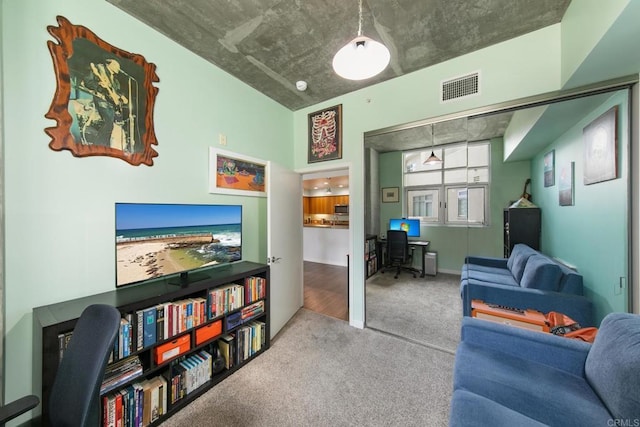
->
[305,196,349,214]
[503,208,541,257]
[303,197,311,215]
[33,261,270,426]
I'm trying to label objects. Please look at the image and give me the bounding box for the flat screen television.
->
[115,203,242,287]
[389,218,421,238]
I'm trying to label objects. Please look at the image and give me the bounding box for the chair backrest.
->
[49,304,121,427]
[387,230,409,262]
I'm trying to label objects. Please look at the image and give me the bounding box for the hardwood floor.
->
[303,261,348,321]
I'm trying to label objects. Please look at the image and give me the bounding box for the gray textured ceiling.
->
[106,0,571,111]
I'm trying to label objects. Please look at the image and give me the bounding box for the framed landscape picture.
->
[308,104,342,163]
[209,148,267,197]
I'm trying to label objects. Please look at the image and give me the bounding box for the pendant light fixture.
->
[332,0,390,80]
[424,124,442,165]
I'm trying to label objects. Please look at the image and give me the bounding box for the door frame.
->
[296,162,355,325]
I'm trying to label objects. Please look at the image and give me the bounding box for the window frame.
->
[403,140,491,227]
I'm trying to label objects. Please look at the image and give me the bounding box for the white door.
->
[267,161,303,338]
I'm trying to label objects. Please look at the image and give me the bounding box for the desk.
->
[378,239,430,278]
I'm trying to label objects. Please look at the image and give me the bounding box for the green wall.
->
[2,0,292,414]
[378,138,529,273]
[531,90,630,323]
[293,25,563,325]
[2,0,637,419]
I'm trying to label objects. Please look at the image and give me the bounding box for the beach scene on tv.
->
[116,203,242,287]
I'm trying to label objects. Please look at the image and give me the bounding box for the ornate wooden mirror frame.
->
[45,16,159,166]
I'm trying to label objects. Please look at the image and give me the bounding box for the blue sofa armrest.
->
[460,317,591,376]
[462,281,594,327]
[464,255,508,269]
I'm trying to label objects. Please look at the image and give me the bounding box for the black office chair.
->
[383,230,420,279]
[0,304,121,426]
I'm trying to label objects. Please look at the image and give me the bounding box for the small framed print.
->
[559,162,575,206]
[583,106,617,185]
[381,187,399,203]
[544,150,555,187]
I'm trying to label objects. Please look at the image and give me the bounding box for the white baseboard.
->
[350,319,364,329]
[303,257,348,267]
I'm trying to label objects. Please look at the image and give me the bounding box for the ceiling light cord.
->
[424,123,443,165]
[357,0,363,37]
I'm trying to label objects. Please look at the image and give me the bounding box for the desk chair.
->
[383,230,420,279]
[0,304,121,426]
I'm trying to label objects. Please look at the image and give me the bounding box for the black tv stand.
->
[169,271,209,287]
[168,264,232,287]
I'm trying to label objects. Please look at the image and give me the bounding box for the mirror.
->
[364,83,632,345]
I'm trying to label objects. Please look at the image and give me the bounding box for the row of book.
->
[244,276,267,304]
[102,374,167,427]
[207,283,245,319]
[135,297,208,352]
[168,350,213,405]
[217,320,266,370]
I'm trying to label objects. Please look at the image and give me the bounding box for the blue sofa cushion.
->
[506,244,538,282]
[453,340,613,425]
[450,390,546,427]
[585,313,640,421]
[519,254,562,291]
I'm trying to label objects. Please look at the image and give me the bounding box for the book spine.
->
[135,310,144,352]
[143,307,157,348]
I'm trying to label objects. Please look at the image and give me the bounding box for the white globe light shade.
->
[332,36,390,80]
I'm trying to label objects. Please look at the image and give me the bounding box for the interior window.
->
[404,141,490,226]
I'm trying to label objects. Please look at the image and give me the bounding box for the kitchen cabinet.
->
[305,196,349,214]
[303,197,311,215]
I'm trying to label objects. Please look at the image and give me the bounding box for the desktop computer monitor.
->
[389,218,421,237]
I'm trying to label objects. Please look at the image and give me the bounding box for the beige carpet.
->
[366,271,463,354]
[159,307,455,426]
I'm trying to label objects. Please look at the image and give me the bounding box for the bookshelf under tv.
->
[33,261,270,426]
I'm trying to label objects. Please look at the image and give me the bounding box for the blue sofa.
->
[461,244,594,326]
[450,313,640,426]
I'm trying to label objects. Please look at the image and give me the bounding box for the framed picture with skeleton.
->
[308,104,342,163]
[45,16,159,166]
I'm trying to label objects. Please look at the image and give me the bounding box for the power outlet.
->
[219,133,227,146]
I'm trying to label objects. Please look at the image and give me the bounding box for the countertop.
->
[303,224,349,229]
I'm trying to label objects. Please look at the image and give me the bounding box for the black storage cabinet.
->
[503,207,541,257]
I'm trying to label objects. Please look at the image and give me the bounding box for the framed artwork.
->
[45,16,160,166]
[559,162,574,206]
[209,148,267,197]
[583,106,618,185]
[381,187,399,203]
[544,150,555,187]
[308,104,342,163]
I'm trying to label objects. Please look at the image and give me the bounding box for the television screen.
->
[115,203,242,287]
[389,218,421,238]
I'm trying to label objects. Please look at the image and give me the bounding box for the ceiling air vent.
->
[441,71,480,102]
